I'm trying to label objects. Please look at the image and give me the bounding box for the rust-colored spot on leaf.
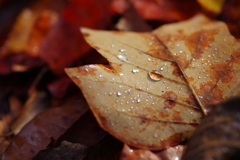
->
[195,28,220,59]
[77,66,97,75]
[162,91,177,101]
[164,100,176,109]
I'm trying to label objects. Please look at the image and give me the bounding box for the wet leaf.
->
[154,14,240,114]
[182,97,240,160]
[2,96,89,160]
[66,25,203,149]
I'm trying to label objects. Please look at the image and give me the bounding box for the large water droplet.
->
[148,70,163,81]
[117,55,128,62]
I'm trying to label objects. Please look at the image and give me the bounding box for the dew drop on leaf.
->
[117,55,128,62]
[132,69,139,74]
[148,70,163,81]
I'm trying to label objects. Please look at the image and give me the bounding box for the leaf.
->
[154,14,240,114]
[111,0,201,22]
[2,96,89,160]
[182,97,240,160]
[32,141,88,160]
[120,144,160,160]
[65,21,203,149]
[197,0,225,14]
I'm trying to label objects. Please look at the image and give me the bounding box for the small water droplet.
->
[136,98,141,103]
[109,92,113,96]
[153,133,158,138]
[99,74,103,78]
[111,44,115,48]
[160,67,165,71]
[179,50,183,53]
[88,86,92,89]
[117,91,122,96]
[132,69,139,73]
[147,58,152,61]
[119,73,124,76]
[151,103,155,106]
[198,76,201,79]
[122,109,125,112]
[117,55,128,62]
[148,70,163,81]
[119,49,126,52]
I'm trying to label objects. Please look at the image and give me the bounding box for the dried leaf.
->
[182,97,240,160]
[66,26,203,149]
[154,14,240,113]
[2,97,89,160]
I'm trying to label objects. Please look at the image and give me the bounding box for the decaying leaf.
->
[66,17,205,150]
[33,141,88,160]
[182,97,240,160]
[154,14,240,114]
[2,97,89,160]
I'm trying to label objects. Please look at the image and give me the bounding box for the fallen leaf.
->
[66,25,203,149]
[33,141,88,160]
[10,90,51,135]
[111,0,201,22]
[120,144,160,160]
[115,0,151,32]
[197,0,225,14]
[218,0,240,38]
[182,97,240,160]
[154,14,240,114]
[2,96,89,160]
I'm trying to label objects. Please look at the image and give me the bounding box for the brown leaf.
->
[32,141,88,160]
[65,26,202,149]
[10,90,51,135]
[182,97,240,160]
[154,14,240,114]
[2,97,89,160]
[120,144,160,160]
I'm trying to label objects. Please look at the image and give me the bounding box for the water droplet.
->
[179,50,183,53]
[148,70,163,81]
[119,73,124,76]
[132,69,139,73]
[109,92,113,96]
[88,86,92,88]
[99,74,103,78]
[166,86,169,90]
[122,109,125,112]
[153,133,158,138]
[151,103,155,106]
[198,76,201,79]
[117,91,122,96]
[147,58,152,61]
[136,98,141,103]
[149,42,153,45]
[160,67,165,71]
[119,49,126,52]
[111,44,115,48]
[117,55,128,62]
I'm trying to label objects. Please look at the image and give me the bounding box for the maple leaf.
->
[66,14,240,150]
